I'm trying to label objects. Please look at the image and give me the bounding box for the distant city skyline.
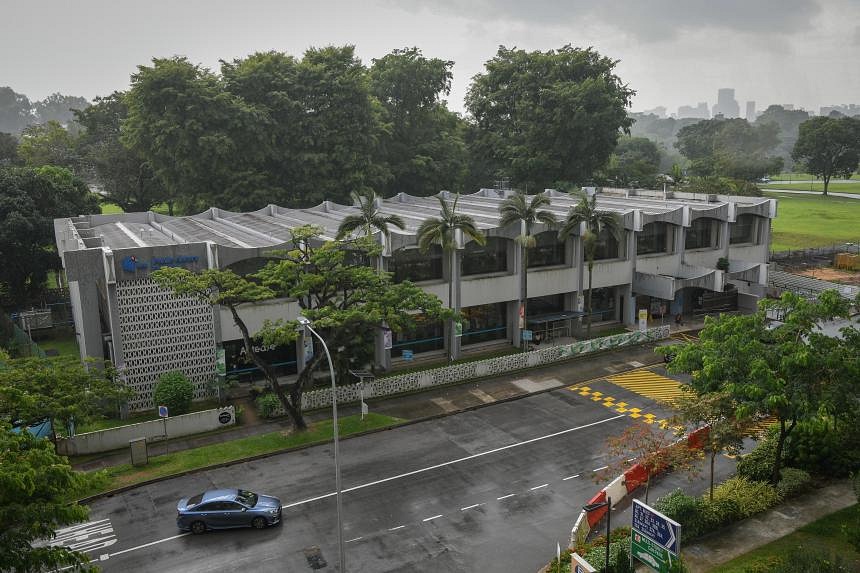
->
[2,0,859,118]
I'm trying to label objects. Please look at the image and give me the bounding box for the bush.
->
[255,393,281,419]
[776,467,812,499]
[583,539,633,573]
[854,472,860,501]
[655,490,709,541]
[786,417,860,478]
[712,477,780,518]
[758,547,854,572]
[702,496,743,529]
[737,426,782,482]
[153,371,194,415]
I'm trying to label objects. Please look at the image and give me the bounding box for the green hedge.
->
[786,418,860,477]
[255,393,281,419]
[776,467,812,499]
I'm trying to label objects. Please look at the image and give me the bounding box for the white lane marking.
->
[388,525,406,531]
[530,484,548,491]
[346,537,363,543]
[460,503,484,511]
[627,458,636,462]
[100,554,110,561]
[282,415,625,509]
[562,474,580,480]
[592,465,608,472]
[422,514,443,522]
[108,533,190,558]
[497,494,515,500]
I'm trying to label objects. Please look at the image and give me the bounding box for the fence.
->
[56,406,236,456]
[770,243,860,264]
[272,325,671,415]
[0,313,46,358]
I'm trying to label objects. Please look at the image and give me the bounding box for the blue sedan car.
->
[177,489,282,534]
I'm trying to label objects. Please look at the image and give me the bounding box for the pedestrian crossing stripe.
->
[573,382,671,427]
[606,370,686,404]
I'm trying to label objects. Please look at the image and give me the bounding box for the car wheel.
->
[251,517,267,529]
[190,521,206,535]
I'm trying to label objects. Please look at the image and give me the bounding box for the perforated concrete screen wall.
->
[116,279,216,411]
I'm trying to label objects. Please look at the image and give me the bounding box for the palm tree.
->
[558,191,623,337]
[498,191,557,349]
[337,188,405,272]
[336,188,405,240]
[416,193,486,361]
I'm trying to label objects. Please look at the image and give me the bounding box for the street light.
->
[297,315,346,572]
[583,496,612,572]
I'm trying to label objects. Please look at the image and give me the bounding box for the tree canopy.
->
[675,117,783,180]
[603,136,662,188]
[792,115,860,196]
[17,121,78,170]
[466,45,635,191]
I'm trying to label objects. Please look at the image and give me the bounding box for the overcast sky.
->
[2,0,859,116]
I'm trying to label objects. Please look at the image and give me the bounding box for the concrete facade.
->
[55,188,775,410]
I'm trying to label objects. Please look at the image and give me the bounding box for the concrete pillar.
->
[374,324,392,371]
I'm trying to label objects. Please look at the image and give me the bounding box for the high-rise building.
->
[745,101,756,122]
[713,88,740,118]
[677,102,710,119]
[643,106,667,118]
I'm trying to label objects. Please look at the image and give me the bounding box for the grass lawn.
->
[772,172,860,181]
[100,202,172,215]
[73,399,223,434]
[707,504,860,572]
[76,412,403,499]
[767,192,860,251]
[761,181,860,194]
[35,329,79,358]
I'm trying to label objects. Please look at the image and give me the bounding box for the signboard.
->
[521,329,533,341]
[571,553,597,573]
[638,308,648,332]
[454,322,463,337]
[631,499,681,573]
[518,304,525,329]
[215,347,226,377]
[218,410,232,424]
[157,405,169,418]
[383,329,393,350]
[402,349,414,361]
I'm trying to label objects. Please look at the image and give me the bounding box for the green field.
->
[708,504,860,572]
[100,202,172,215]
[35,329,79,358]
[767,192,860,251]
[772,172,860,181]
[761,181,860,194]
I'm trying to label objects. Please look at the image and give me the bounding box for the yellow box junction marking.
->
[605,370,685,404]
[570,371,675,428]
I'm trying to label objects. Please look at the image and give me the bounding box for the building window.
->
[222,339,297,382]
[730,214,757,245]
[461,302,507,345]
[462,237,507,276]
[593,228,621,261]
[637,222,669,255]
[528,294,565,315]
[392,314,444,356]
[686,218,718,250]
[390,246,443,283]
[528,231,566,268]
[588,287,616,322]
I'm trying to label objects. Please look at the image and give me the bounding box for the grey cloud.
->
[385,0,822,42]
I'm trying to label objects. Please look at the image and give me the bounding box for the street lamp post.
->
[297,315,346,572]
[583,497,612,572]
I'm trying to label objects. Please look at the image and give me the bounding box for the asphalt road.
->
[68,370,735,573]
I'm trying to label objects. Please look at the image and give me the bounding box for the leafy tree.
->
[32,92,89,126]
[336,188,405,239]
[0,424,95,572]
[0,166,99,303]
[558,191,623,336]
[756,104,810,170]
[153,371,194,415]
[668,291,852,484]
[675,117,783,180]
[670,390,750,500]
[0,132,19,166]
[604,136,662,188]
[601,421,701,504]
[0,355,131,445]
[498,191,557,347]
[17,120,78,170]
[370,47,467,196]
[0,86,34,134]
[74,92,167,212]
[124,56,263,214]
[416,194,486,361]
[152,228,450,429]
[466,45,635,191]
[792,116,860,196]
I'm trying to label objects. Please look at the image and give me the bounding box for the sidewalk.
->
[681,480,857,572]
[72,320,702,471]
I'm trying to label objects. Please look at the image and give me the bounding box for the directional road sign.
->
[157,405,169,418]
[632,499,681,555]
[631,530,673,573]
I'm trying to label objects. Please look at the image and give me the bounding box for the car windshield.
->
[186,493,204,508]
[236,490,258,507]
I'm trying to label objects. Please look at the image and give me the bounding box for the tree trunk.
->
[644,473,651,504]
[522,245,528,351]
[823,174,830,197]
[228,305,306,429]
[586,259,594,337]
[709,451,716,501]
[448,249,456,362]
[771,418,796,485]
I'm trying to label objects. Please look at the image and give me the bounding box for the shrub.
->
[712,477,779,518]
[767,547,854,572]
[776,467,812,499]
[255,393,281,419]
[153,371,194,415]
[655,489,709,541]
[737,426,782,482]
[854,472,860,501]
[786,418,860,477]
[583,539,633,573]
[702,496,743,530]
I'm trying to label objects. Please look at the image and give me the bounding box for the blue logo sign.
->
[402,349,414,361]
[121,256,147,273]
[632,499,681,554]
[158,405,169,417]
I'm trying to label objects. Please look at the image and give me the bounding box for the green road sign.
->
[631,531,673,573]
[454,321,463,337]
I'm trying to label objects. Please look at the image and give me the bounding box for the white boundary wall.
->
[57,406,236,456]
[280,326,671,414]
